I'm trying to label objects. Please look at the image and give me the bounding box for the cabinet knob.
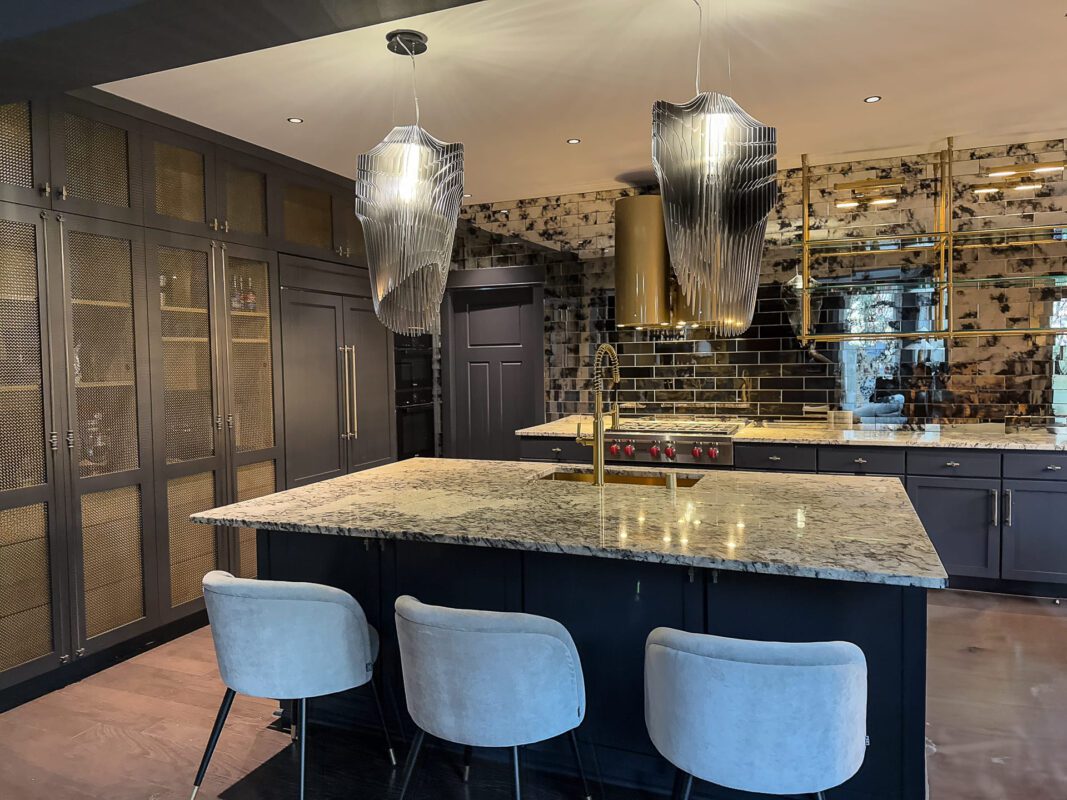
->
[945,461,961,467]
[209,217,220,231]
[1047,465,1063,471]
[853,457,868,465]
[39,181,51,197]
[550,447,562,454]
[768,455,782,462]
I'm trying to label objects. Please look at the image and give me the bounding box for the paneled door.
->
[142,125,218,237]
[51,212,158,657]
[145,231,228,620]
[1001,480,1067,584]
[0,203,71,690]
[343,296,395,471]
[215,148,274,248]
[442,283,544,460]
[905,476,1001,579]
[217,242,283,578]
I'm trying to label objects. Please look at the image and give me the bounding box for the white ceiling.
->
[101,0,1067,205]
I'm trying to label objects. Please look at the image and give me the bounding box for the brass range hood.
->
[614,194,708,329]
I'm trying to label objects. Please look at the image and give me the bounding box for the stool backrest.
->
[645,627,867,796]
[395,595,585,747]
[203,570,373,699]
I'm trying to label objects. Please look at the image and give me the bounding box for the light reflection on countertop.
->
[192,457,946,589]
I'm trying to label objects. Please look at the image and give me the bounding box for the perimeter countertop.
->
[192,457,947,589]
[515,415,1067,451]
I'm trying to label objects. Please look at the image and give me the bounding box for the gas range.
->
[602,417,745,467]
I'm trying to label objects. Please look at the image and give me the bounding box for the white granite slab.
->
[515,416,1067,451]
[191,457,947,589]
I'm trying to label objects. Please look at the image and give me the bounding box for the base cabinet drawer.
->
[818,446,904,475]
[1003,452,1067,480]
[1001,480,1067,584]
[905,476,1001,579]
[734,444,817,472]
[518,437,589,463]
[907,449,1001,478]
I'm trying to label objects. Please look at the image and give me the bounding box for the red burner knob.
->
[608,443,621,456]
[691,446,703,459]
[708,447,719,459]
[664,446,676,460]
[649,445,661,458]
[623,444,636,457]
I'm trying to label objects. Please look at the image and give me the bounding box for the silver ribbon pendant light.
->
[355,30,464,336]
[652,0,776,337]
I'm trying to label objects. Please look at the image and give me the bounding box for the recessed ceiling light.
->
[286,117,304,124]
[566,138,581,144]
[863,95,882,104]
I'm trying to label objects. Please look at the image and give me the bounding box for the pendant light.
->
[652,0,776,337]
[355,29,464,336]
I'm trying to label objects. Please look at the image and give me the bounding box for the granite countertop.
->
[515,415,1067,451]
[192,457,947,589]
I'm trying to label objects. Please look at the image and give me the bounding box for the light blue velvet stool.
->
[190,570,395,800]
[394,595,592,800]
[644,628,868,800]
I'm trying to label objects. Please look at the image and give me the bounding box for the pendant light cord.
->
[692,0,702,95]
[396,38,421,127]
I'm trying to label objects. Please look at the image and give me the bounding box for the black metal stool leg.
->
[676,771,693,800]
[369,678,397,766]
[398,728,426,800]
[298,698,308,800]
[512,746,522,800]
[462,745,473,782]
[568,730,593,800]
[190,688,236,800]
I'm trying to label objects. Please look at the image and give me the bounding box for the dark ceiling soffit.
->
[0,0,482,103]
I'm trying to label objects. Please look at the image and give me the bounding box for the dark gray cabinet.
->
[734,443,817,471]
[905,476,1001,579]
[142,124,218,237]
[0,100,51,208]
[280,262,394,489]
[1001,480,1067,584]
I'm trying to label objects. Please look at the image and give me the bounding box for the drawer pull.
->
[853,458,868,465]
[768,455,782,462]
[1047,465,1063,471]
[945,461,961,468]
[551,447,562,454]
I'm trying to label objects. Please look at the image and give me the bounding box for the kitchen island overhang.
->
[192,458,946,799]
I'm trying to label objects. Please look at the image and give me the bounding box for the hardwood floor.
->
[0,589,1064,799]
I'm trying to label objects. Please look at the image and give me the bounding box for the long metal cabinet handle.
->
[1004,489,1012,527]
[349,344,359,439]
[991,489,999,527]
[340,346,351,439]
[209,244,223,434]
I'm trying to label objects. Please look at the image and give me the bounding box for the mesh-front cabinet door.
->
[0,203,71,690]
[332,189,365,266]
[53,213,158,655]
[216,148,273,248]
[145,232,227,620]
[143,125,218,237]
[273,171,337,260]
[0,100,51,208]
[48,97,143,225]
[218,243,283,578]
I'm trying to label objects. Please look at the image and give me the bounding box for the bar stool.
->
[394,595,593,800]
[190,570,395,800]
[644,627,867,800]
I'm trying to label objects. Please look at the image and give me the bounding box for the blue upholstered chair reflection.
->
[190,570,395,800]
[394,595,592,800]
[645,627,868,800]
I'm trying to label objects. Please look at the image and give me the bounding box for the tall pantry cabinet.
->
[0,92,376,696]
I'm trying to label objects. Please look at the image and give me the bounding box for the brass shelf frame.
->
[798,138,1067,342]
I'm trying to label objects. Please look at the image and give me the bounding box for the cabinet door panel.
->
[281,288,346,487]
[1002,479,1067,584]
[344,296,395,471]
[0,100,50,208]
[233,460,277,579]
[905,476,1000,579]
[49,98,142,225]
[217,148,273,247]
[143,126,216,236]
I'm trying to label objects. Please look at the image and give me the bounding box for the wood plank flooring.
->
[0,589,1064,799]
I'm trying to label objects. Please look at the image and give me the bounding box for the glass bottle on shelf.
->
[159,273,168,308]
[230,274,242,310]
[242,276,257,312]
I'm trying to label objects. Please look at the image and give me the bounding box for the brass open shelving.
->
[798,139,1067,342]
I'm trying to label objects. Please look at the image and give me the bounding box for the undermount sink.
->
[538,471,701,487]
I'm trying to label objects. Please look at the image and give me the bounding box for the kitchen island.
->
[192,458,946,799]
